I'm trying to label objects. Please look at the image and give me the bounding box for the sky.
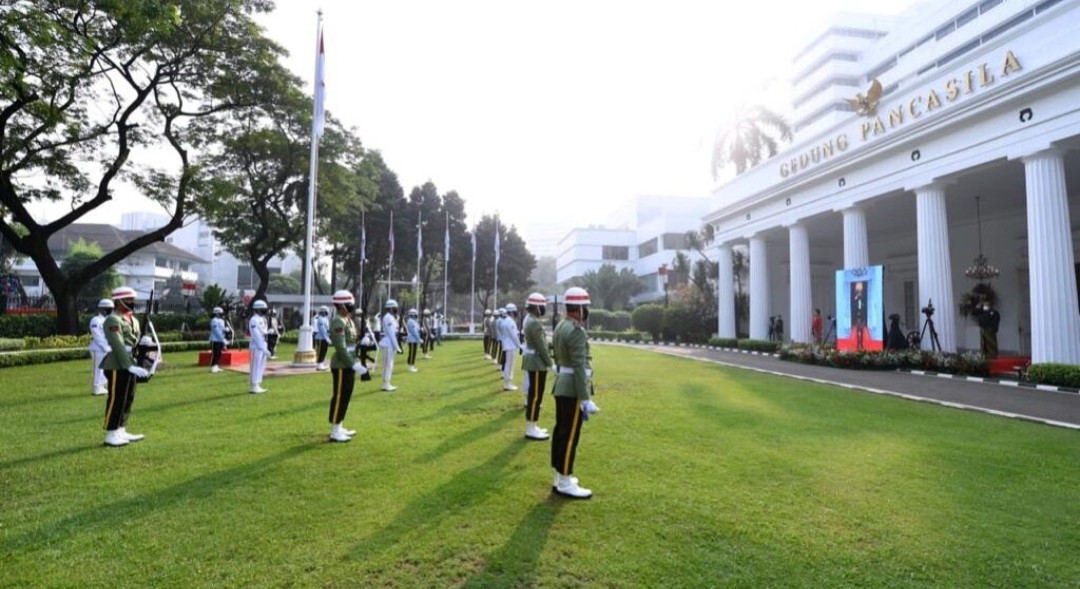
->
[31,0,921,251]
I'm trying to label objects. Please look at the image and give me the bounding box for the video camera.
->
[922,299,935,318]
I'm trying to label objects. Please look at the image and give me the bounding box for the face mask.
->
[581,307,590,322]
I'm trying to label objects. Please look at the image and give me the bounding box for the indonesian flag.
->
[313,29,326,138]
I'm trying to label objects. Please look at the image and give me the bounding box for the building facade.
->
[706,0,1079,364]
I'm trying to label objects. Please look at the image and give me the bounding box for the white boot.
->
[92,386,107,396]
[340,424,356,436]
[329,424,351,442]
[408,365,418,373]
[104,429,129,447]
[555,473,592,499]
[211,365,221,373]
[120,427,145,442]
[552,469,578,490]
[503,381,518,391]
[525,422,549,441]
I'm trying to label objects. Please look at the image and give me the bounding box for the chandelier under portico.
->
[964,195,1000,281]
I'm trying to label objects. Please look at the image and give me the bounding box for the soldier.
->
[88,299,113,395]
[550,286,599,499]
[209,306,228,373]
[498,304,521,391]
[266,308,282,359]
[379,299,402,391]
[482,309,493,360]
[521,293,553,440]
[248,300,270,394]
[326,290,370,442]
[354,311,378,370]
[315,305,332,371]
[405,308,422,373]
[492,308,506,372]
[421,308,434,359]
[100,286,150,447]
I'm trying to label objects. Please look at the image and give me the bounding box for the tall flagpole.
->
[442,211,449,324]
[416,209,423,310]
[493,214,500,310]
[358,211,366,308]
[387,210,394,301]
[469,227,476,334]
[294,10,324,366]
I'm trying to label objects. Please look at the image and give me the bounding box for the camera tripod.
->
[918,314,942,352]
[822,317,837,347]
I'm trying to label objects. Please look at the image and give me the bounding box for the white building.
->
[705,0,1079,364]
[557,195,712,303]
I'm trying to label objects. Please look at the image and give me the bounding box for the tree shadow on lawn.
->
[1,443,316,554]
[458,498,564,589]
[344,440,527,565]
[412,407,519,464]
[0,443,97,471]
[54,391,245,426]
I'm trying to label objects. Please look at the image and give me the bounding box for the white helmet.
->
[423,308,431,316]
[98,299,115,310]
[497,308,507,317]
[317,305,329,315]
[252,300,268,310]
[111,286,137,300]
[526,293,546,307]
[408,308,418,317]
[385,299,399,309]
[138,335,154,347]
[563,286,591,306]
[331,290,355,306]
[212,306,224,315]
[483,309,492,316]
[504,303,517,313]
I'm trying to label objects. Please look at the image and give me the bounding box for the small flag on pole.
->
[494,219,501,266]
[313,29,326,138]
[360,217,366,262]
[389,211,395,261]
[471,229,476,263]
[444,216,450,262]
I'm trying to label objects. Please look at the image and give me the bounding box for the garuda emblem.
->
[848,79,883,117]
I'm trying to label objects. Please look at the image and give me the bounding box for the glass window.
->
[638,238,658,258]
[935,21,956,40]
[979,0,1002,13]
[602,246,629,261]
[237,265,255,289]
[955,7,978,28]
[661,233,687,251]
[155,257,169,268]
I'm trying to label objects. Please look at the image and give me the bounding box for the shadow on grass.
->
[412,407,520,464]
[53,390,259,426]
[0,444,97,471]
[1,443,316,554]
[459,498,564,588]
[345,440,527,564]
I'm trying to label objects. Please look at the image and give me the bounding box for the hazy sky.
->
[32,0,920,244]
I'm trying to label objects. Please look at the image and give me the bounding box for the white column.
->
[1023,150,1080,364]
[749,235,770,341]
[788,222,812,344]
[717,243,736,339]
[842,206,869,269]
[915,183,956,353]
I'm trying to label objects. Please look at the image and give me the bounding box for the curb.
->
[900,369,1080,395]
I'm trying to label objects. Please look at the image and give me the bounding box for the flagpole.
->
[358,211,366,308]
[293,10,324,367]
[469,227,476,335]
[416,209,423,310]
[493,213,499,310]
[442,211,449,326]
[387,210,394,301]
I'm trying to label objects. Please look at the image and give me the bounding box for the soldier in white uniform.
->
[248,300,270,394]
[379,299,402,391]
[498,304,521,391]
[88,299,113,395]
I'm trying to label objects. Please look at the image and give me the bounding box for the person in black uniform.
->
[327,290,370,442]
[851,281,866,350]
[972,301,1001,359]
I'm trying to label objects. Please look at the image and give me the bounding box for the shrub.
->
[631,304,665,342]
[1027,363,1080,388]
[22,334,91,350]
[738,339,780,353]
[708,337,738,349]
[0,314,56,338]
[588,309,631,332]
[0,337,24,351]
[662,305,711,344]
[778,344,989,376]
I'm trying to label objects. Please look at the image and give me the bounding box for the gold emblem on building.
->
[848,79,883,117]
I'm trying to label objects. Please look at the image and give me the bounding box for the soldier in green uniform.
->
[100,286,150,447]
[550,286,600,498]
[327,290,370,442]
[522,292,553,441]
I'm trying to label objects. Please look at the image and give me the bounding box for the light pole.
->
[659,264,669,308]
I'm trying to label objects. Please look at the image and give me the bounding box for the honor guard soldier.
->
[89,299,113,395]
[248,300,270,394]
[379,299,402,391]
[209,307,228,373]
[482,309,493,359]
[498,304,521,391]
[354,311,378,370]
[550,286,600,499]
[492,308,506,372]
[405,308,422,372]
[266,308,282,359]
[100,286,150,447]
[327,290,370,442]
[421,309,434,359]
[315,306,332,371]
[522,293,553,440]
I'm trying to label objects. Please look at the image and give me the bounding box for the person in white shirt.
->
[498,304,521,391]
[209,306,228,373]
[379,299,402,391]
[248,300,270,393]
[88,299,113,395]
[314,306,331,371]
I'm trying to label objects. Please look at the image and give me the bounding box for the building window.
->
[602,246,629,261]
[179,262,190,271]
[661,233,687,251]
[155,257,169,268]
[21,276,40,287]
[866,57,897,82]
[935,21,956,40]
[638,238,658,258]
[237,265,256,289]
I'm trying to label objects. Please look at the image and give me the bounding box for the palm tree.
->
[712,104,793,178]
[732,247,749,334]
[684,224,715,263]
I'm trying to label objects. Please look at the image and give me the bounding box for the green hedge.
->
[737,339,781,353]
[588,310,632,332]
[0,314,56,338]
[587,331,645,343]
[0,341,212,369]
[23,334,91,349]
[1027,363,1080,388]
[778,345,989,376]
[708,337,738,349]
[0,337,24,351]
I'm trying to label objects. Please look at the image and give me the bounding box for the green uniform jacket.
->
[521,314,552,371]
[552,318,591,401]
[329,314,359,369]
[99,311,140,370]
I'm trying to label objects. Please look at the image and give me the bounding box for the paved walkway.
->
[607,342,1080,430]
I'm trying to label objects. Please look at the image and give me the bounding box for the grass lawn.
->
[1,341,1078,589]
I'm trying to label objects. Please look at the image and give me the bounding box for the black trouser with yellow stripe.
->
[316,340,329,364]
[329,368,356,425]
[483,335,491,356]
[103,369,137,431]
[210,341,225,366]
[551,396,584,476]
[524,370,547,421]
[407,342,418,365]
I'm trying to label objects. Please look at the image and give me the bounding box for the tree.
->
[0,0,284,333]
[712,104,793,178]
[353,155,407,316]
[268,273,301,295]
[733,247,749,336]
[58,239,119,309]
[465,215,536,312]
[631,304,665,342]
[569,264,644,311]
[199,284,236,315]
[530,257,558,297]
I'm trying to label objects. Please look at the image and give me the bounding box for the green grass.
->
[1,342,1078,589]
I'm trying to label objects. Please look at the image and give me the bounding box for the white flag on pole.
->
[313,29,326,138]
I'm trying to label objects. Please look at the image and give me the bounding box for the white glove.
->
[352,362,368,375]
[127,366,150,379]
[581,399,600,415]
[360,335,373,347]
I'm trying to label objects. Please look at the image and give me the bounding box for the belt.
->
[558,367,592,376]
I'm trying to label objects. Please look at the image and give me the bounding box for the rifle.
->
[136,288,162,382]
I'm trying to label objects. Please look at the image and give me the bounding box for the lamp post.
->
[659,264,669,308]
